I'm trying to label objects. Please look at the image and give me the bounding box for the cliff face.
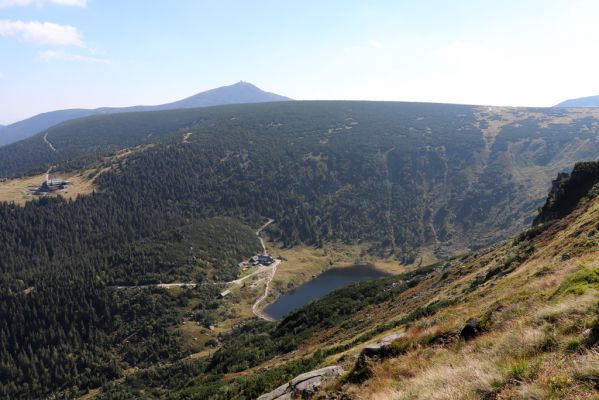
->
[534,160,599,225]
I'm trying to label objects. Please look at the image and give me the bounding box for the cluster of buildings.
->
[33,174,72,196]
[239,254,275,270]
[250,254,274,266]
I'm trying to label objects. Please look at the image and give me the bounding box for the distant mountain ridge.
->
[0,81,291,146]
[554,95,599,108]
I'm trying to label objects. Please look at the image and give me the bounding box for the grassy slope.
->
[234,191,599,399]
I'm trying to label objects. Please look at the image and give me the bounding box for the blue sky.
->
[1,0,599,124]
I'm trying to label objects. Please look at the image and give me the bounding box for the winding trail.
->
[250,218,279,320]
[256,218,274,255]
[43,132,56,152]
[251,259,280,321]
[227,265,270,286]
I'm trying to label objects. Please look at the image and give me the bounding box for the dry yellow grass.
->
[0,144,154,206]
[0,170,98,205]
[301,195,599,399]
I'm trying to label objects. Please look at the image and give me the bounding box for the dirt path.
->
[114,282,198,289]
[43,132,56,152]
[227,266,270,285]
[250,217,281,320]
[256,218,274,255]
[251,259,280,321]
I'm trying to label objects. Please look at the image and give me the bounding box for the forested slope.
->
[0,213,261,399]
[93,160,599,399]
[2,101,599,256]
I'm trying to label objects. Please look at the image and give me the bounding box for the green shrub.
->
[564,338,583,353]
[554,266,599,296]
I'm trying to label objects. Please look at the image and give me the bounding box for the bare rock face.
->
[256,366,345,400]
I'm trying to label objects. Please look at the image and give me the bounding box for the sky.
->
[1,0,599,124]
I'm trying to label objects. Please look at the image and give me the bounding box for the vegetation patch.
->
[554,265,599,296]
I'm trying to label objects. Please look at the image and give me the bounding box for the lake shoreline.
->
[263,264,389,320]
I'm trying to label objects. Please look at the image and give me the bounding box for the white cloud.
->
[344,39,384,55]
[0,20,83,46]
[0,0,32,7]
[368,39,382,49]
[0,0,86,7]
[39,49,110,64]
[49,0,86,6]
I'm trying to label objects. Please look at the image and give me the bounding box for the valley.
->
[4,2,599,399]
[0,100,598,400]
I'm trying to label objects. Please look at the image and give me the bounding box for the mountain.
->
[2,101,599,259]
[0,81,291,146]
[554,94,599,107]
[1,99,599,399]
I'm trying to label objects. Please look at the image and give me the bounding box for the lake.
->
[263,264,388,320]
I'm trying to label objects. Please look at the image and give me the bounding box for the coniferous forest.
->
[1,101,599,398]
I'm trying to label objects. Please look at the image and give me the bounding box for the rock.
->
[362,333,404,357]
[257,382,290,400]
[256,366,345,400]
[460,318,482,340]
[585,319,599,347]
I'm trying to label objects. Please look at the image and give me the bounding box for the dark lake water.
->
[263,264,388,320]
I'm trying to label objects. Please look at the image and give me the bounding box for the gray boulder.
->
[256,365,345,400]
[362,333,404,357]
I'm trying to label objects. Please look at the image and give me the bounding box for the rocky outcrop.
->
[460,318,482,340]
[347,333,406,383]
[362,333,404,357]
[256,366,345,400]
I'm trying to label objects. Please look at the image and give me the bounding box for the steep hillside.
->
[2,101,598,258]
[555,95,599,108]
[0,82,290,146]
[91,161,599,400]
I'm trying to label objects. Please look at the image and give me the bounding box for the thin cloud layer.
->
[39,49,110,64]
[0,19,82,46]
[0,0,86,7]
[344,39,384,55]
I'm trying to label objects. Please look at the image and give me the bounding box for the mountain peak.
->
[167,81,291,109]
[233,80,255,87]
[0,82,291,147]
[554,95,599,108]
